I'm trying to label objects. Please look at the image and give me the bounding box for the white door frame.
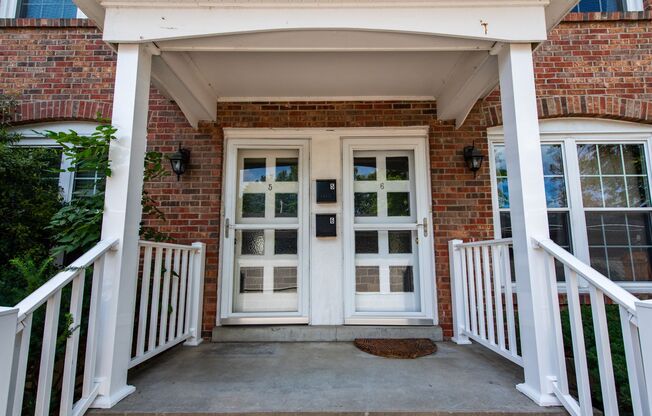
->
[342,134,437,325]
[219,136,311,324]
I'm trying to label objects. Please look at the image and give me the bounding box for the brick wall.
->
[1,13,651,338]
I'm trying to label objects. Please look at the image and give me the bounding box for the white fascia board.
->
[101,5,549,43]
[150,56,216,128]
[74,0,105,27]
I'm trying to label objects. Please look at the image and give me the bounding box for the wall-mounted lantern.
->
[463,144,484,176]
[169,143,190,181]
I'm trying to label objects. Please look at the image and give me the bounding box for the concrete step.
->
[212,325,443,342]
[93,411,568,415]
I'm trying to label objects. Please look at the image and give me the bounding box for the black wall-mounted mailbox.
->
[316,179,337,203]
[316,214,337,237]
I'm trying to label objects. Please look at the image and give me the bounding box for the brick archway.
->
[13,100,112,125]
[483,95,652,128]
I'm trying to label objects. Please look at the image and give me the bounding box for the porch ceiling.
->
[76,0,578,128]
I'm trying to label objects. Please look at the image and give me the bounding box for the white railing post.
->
[0,307,18,415]
[498,43,560,406]
[184,242,206,346]
[636,300,652,414]
[449,240,471,345]
[92,43,153,409]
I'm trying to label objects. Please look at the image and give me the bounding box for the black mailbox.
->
[316,179,337,203]
[316,214,337,237]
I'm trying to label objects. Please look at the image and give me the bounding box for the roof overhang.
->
[76,0,578,128]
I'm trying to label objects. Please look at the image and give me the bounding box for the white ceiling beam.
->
[150,56,216,128]
[158,52,217,119]
[101,5,549,43]
[436,51,499,128]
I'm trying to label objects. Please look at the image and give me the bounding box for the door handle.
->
[418,217,429,238]
[224,218,230,239]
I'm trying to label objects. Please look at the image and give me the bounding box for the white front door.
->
[343,138,435,324]
[220,140,310,324]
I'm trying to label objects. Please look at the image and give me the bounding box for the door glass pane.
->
[233,148,301,313]
[351,150,420,313]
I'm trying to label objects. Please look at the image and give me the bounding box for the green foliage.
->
[561,305,632,414]
[140,150,172,242]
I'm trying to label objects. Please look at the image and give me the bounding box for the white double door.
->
[220,134,435,325]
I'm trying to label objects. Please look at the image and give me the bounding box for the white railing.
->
[535,238,652,416]
[0,238,119,416]
[450,237,652,416]
[129,241,206,368]
[449,239,521,366]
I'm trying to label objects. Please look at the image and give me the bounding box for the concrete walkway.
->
[92,342,567,415]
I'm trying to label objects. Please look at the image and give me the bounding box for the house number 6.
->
[380,183,385,190]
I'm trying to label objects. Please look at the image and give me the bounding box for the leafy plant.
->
[140,150,172,242]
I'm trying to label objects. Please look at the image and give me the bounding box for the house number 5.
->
[268,184,273,191]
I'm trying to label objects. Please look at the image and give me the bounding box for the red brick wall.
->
[1,13,652,338]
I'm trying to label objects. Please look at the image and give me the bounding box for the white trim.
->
[488,118,652,289]
[218,96,437,103]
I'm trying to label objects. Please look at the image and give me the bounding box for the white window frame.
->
[9,121,99,202]
[488,118,652,293]
[0,0,86,18]
[573,0,644,12]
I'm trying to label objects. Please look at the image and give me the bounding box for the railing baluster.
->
[82,256,104,400]
[588,286,618,416]
[149,246,164,352]
[619,306,646,416]
[10,315,31,416]
[169,249,181,342]
[459,247,471,336]
[184,250,195,335]
[177,249,189,338]
[502,245,517,355]
[34,290,62,416]
[60,271,86,416]
[159,248,173,346]
[136,245,153,357]
[564,266,593,415]
[482,246,495,346]
[491,245,505,350]
[473,247,486,340]
[466,247,478,336]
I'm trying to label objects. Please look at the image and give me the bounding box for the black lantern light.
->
[169,143,190,180]
[463,143,484,176]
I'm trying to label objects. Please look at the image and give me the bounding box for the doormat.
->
[354,338,437,359]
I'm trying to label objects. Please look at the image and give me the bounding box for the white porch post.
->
[92,43,152,408]
[449,240,471,345]
[498,43,559,406]
[636,300,652,412]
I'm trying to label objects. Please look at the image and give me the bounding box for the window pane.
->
[356,266,380,292]
[573,0,625,12]
[386,157,409,181]
[623,144,646,175]
[544,177,568,208]
[275,158,298,182]
[586,212,652,281]
[354,157,377,181]
[274,267,297,292]
[599,144,624,175]
[541,145,564,176]
[602,176,627,207]
[240,267,264,293]
[580,177,603,207]
[548,212,573,251]
[389,230,413,254]
[497,178,510,209]
[241,230,265,255]
[354,192,377,217]
[578,144,600,175]
[19,0,77,18]
[274,230,297,255]
[355,231,378,254]
[390,266,414,292]
[275,193,298,218]
[627,176,651,207]
[242,193,265,217]
[494,146,508,177]
[387,192,410,217]
[243,158,266,182]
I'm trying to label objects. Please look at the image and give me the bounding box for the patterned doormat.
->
[354,338,437,359]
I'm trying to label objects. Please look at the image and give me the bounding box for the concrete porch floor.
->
[91,342,567,415]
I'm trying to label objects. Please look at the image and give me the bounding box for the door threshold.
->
[345,317,434,326]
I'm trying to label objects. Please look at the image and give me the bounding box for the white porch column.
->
[498,43,559,406]
[92,43,152,408]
